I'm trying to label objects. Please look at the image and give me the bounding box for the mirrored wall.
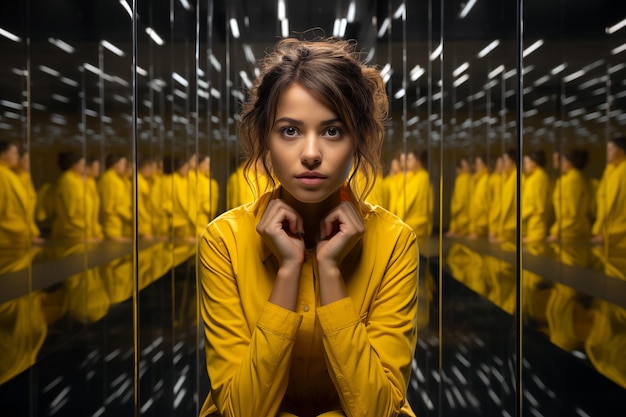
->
[1,0,626,416]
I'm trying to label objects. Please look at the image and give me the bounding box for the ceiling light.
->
[278,0,286,20]
[550,63,566,75]
[377,18,390,38]
[606,17,626,34]
[146,27,164,45]
[119,0,132,18]
[281,19,289,38]
[453,62,469,78]
[102,40,125,57]
[230,19,240,38]
[410,65,425,81]
[173,72,189,87]
[459,0,477,19]
[488,65,504,79]
[522,39,544,57]
[39,65,60,77]
[394,88,406,99]
[612,42,626,55]
[210,54,222,72]
[394,4,405,19]
[347,2,356,23]
[477,40,499,58]
[179,0,192,11]
[48,38,75,53]
[430,43,443,61]
[453,74,469,87]
[0,27,21,42]
[136,66,148,76]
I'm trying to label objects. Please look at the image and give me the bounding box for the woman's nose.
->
[301,134,322,166]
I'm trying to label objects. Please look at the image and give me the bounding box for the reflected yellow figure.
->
[548,149,592,242]
[100,255,133,304]
[498,149,518,243]
[0,292,48,385]
[150,163,170,237]
[197,155,220,234]
[85,157,104,240]
[381,156,401,210]
[446,158,472,237]
[446,243,489,297]
[64,267,111,324]
[172,160,197,240]
[51,152,94,241]
[14,151,43,244]
[468,155,490,238]
[488,157,503,241]
[521,150,550,243]
[591,136,626,248]
[586,299,626,389]
[389,150,433,243]
[226,160,270,210]
[99,154,132,241]
[0,141,33,247]
[352,166,385,207]
[137,157,155,238]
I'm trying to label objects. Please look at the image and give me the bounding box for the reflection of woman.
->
[497,149,518,243]
[468,154,490,239]
[548,149,591,242]
[381,155,401,211]
[591,136,626,248]
[446,157,471,237]
[488,157,503,241]
[0,141,34,247]
[14,150,43,244]
[226,159,270,210]
[51,152,94,241]
[390,149,433,244]
[98,154,132,241]
[85,157,104,241]
[196,155,220,234]
[521,150,550,243]
[136,156,155,238]
[199,38,418,417]
[161,156,197,240]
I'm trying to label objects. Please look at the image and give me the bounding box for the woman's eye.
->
[282,127,298,137]
[325,127,341,137]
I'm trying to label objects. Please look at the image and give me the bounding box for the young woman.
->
[548,149,592,242]
[199,38,419,417]
[521,149,550,243]
[592,136,626,248]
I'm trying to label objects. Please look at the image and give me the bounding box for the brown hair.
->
[238,37,389,203]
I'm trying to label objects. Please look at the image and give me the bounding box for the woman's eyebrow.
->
[274,116,342,126]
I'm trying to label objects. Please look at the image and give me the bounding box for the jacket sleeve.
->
[199,224,303,417]
[317,227,419,417]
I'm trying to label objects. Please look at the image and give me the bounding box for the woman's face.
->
[502,154,514,171]
[198,156,210,174]
[268,83,354,205]
[607,141,625,163]
[115,157,128,175]
[560,156,572,174]
[474,157,486,172]
[523,155,536,175]
[73,158,86,175]
[1,144,19,168]
[405,152,418,171]
[88,160,101,177]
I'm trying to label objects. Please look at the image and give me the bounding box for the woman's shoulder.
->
[362,202,415,237]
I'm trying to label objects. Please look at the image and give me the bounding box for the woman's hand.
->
[316,201,364,269]
[256,199,305,268]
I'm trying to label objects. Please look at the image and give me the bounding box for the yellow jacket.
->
[389,169,433,240]
[448,172,472,235]
[488,172,503,236]
[382,172,403,212]
[172,172,196,237]
[226,165,270,210]
[15,170,40,239]
[150,173,170,237]
[137,173,153,237]
[592,160,626,246]
[0,162,32,247]
[199,190,418,417]
[499,169,517,242]
[197,172,220,234]
[86,177,103,239]
[469,169,490,236]
[98,169,132,239]
[51,170,91,240]
[521,167,550,242]
[549,168,591,240]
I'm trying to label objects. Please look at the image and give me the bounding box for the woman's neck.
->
[280,187,343,248]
